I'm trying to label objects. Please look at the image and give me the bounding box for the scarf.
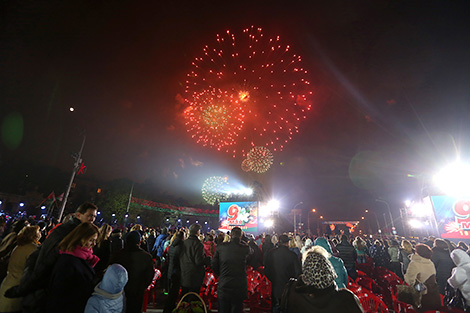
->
[60,245,100,267]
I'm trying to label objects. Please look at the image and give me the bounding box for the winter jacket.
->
[180,235,206,289]
[94,239,112,276]
[448,249,470,306]
[404,254,436,286]
[388,246,400,263]
[431,246,455,295]
[153,233,168,257]
[203,240,216,258]
[85,264,128,313]
[399,249,413,273]
[336,241,357,271]
[211,237,250,300]
[168,236,184,280]
[369,244,390,268]
[47,253,96,313]
[314,238,348,289]
[0,243,37,312]
[281,278,364,313]
[5,217,82,313]
[247,240,262,269]
[264,245,302,299]
[110,245,154,313]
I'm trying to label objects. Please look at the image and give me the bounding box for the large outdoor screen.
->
[431,195,470,241]
[218,201,258,233]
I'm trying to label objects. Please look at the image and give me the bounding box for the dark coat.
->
[168,236,184,280]
[336,241,357,270]
[47,254,95,313]
[110,245,155,313]
[180,235,206,289]
[261,241,274,265]
[110,234,124,254]
[431,246,455,295]
[211,238,250,300]
[93,239,111,275]
[281,278,364,313]
[247,240,262,269]
[369,244,390,268]
[264,245,302,299]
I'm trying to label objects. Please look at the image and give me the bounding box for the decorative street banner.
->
[218,201,258,233]
[431,195,470,241]
[131,197,218,217]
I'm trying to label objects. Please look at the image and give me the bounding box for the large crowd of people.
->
[1,202,470,313]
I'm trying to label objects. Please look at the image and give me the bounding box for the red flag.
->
[39,192,55,205]
[56,193,64,202]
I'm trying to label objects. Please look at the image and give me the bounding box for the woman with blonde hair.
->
[130,224,142,232]
[289,237,301,259]
[0,225,41,312]
[93,223,113,275]
[47,222,100,313]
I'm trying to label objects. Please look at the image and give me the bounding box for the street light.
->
[293,202,303,235]
[376,199,395,233]
[365,210,381,234]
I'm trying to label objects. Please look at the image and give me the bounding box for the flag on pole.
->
[39,192,56,205]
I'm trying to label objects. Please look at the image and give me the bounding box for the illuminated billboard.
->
[431,196,470,241]
[218,201,258,233]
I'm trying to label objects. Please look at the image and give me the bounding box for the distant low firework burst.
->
[241,159,252,172]
[183,26,313,158]
[201,176,229,205]
[247,146,274,173]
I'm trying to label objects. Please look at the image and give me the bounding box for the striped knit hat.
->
[301,252,337,289]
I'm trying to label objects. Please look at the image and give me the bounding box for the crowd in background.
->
[1,203,470,313]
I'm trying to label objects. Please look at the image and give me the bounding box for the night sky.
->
[2,0,470,222]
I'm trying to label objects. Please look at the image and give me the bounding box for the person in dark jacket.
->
[110,229,124,254]
[369,240,390,269]
[265,234,302,313]
[179,224,208,296]
[335,234,358,280]
[4,203,98,313]
[247,235,262,269]
[280,248,364,313]
[211,227,251,313]
[93,223,113,278]
[163,231,185,313]
[431,238,455,295]
[110,231,155,313]
[262,234,274,265]
[47,222,100,313]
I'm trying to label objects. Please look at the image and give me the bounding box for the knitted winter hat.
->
[125,231,141,246]
[301,252,337,289]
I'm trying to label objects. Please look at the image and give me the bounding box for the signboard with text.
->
[218,201,258,233]
[431,195,470,241]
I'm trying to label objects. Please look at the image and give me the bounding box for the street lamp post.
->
[293,202,303,236]
[376,199,395,234]
[365,210,381,234]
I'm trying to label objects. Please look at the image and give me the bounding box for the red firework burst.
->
[183,26,313,158]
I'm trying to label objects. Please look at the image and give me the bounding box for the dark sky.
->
[1,0,470,222]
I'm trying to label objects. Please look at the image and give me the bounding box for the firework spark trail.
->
[184,26,313,158]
